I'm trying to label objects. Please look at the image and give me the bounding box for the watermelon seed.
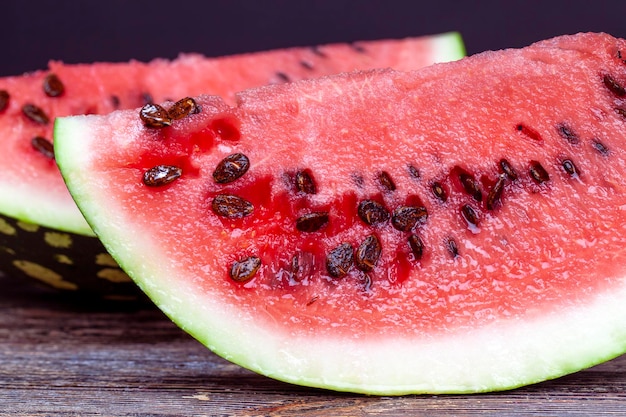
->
[616,107,626,119]
[459,172,482,202]
[0,90,9,113]
[486,174,506,211]
[296,212,329,233]
[299,60,314,70]
[110,95,120,108]
[357,200,390,226]
[516,123,542,141]
[306,296,319,306]
[529,161,550,184]
[407,164,420,179]
[275,72,291,83]
[445,237,459,258]
[168,97,200,120]
[356,234,382,272]
[291,251,315,282]
[592,139,610,156]
[211,194,254,218]
[31,136,54,159]
[391,205,428,232]
[142,92,154,105]
[350,42,366,53]
[561,159,580,178]
[499,158,518,180]
[556,123,579,145]
[142,165,182,187]
[408,234,424,260]
[377,171,396,191]
[310,46,327,58]
[140,103,172,128]
[602,74,626,97]
[213,153,250,184]
[326,242,354,279]
[42,74,65,97]
[461,204,479,230]
[230,256,261,283]
[431,181,447,202]
[295,169,317,194]
[22,104,49,125]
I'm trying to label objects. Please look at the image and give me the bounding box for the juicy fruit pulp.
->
[0,33,464,294]
[0,32,463,235]
[56,33,626,394]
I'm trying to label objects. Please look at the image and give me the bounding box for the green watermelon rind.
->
[1,32,466,239]
[54,114,626,395]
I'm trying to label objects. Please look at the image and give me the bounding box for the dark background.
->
[2,0,626,76]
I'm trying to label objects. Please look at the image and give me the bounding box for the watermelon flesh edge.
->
[0,32,464,236]
[55,32,626,394]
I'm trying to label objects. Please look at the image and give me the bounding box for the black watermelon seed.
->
[350,42,367,53]
[143,165,182,187]
[459,173,482,202]
[43,73,65,97]
[529,161,550,184]
[407,164,420,179]
[326,242,354,278]
[213,153,250,184]
[603,74,626,97]
[22,104,49,124]
[296,212,329,233]
[230,256,261,283]
[275,72,291,83]
[562,159,579,177]
[391,205,428,232]
[110,95,120,108]
[356,234,382,272]
[31,136,54,159]
[377,171,396,192]
[0,90,9,113]
[142,92,154,104]
[408,233,424,260]
[431,181,447,202]
[461,204,479,228]
[445,237,459,258]
[592,139,610,156]
[300,60,314,70]
[357,200,390,226]
[291,251,315,282]
[211,194,254,218]
[499,158,518,181]
[310,46,327,57]
[486,175,506,211]
[516,123,542,141]
[168,97,200,120]
[556,123,579,144]
[140,103,171,128]
[295,169,317,194]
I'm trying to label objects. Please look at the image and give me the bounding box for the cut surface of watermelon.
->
[0,32,463,236]
[55,32,626,394]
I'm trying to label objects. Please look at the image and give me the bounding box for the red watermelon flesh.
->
[55,32,626,393]
[0,32,463,236]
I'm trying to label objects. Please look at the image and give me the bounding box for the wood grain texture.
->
[2,272,626,417]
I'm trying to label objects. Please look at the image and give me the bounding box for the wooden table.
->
[2,272,625,416]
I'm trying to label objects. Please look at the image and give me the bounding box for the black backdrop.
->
[2,0,626,76]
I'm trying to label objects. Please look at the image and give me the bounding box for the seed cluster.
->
[137,66,625,290]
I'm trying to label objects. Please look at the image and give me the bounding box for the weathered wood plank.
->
[2,273,626,416]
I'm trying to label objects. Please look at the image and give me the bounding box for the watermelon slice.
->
[0,33,464,294]
[54,32,626,394]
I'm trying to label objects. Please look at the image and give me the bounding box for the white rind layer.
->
[55,115,626,395]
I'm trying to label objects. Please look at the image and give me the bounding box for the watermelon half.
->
[55,32,626,394]
[0,33,464,295]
